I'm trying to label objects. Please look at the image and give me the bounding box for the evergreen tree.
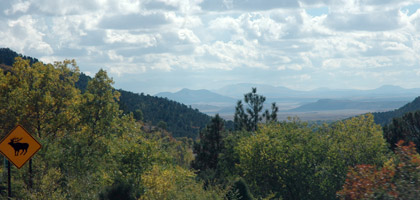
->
[383,110,420,152]
[191,114,225,172]
[263,102,278,123]
[234,100,249,131]
[244,88,265,131]
[234,88,277,131]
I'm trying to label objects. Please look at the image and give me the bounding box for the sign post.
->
[0,125,41,198]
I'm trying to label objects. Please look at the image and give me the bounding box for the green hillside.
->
[373,96,420,125]
[118,90,210,138]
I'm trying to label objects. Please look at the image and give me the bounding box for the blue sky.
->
[1,0,420,95]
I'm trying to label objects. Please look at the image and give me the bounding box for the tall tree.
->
[234,100,249,131]
[0,58,80,138]
[234,88,277,131]
[79,69,121,140]
[263,102,278,123]
[244,88,265,131]
[192,114,225,173]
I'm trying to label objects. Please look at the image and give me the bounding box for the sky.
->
[1,0,420,95]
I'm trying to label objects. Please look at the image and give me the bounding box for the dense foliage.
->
[383,110,420,152]
[229,114,389,199]
[0,57,223,199]
[0,48,38,66]
[338,141,420,199]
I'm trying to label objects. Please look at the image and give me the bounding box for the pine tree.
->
[192,114,225,172]
[234,88,277,131]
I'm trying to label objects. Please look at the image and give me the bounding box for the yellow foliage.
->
[140,165,223,200]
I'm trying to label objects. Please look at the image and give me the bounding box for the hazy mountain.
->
[156,84,420,122]
[156,88,236,105]
[215,83,420,101]
[289,99,407,112]
[214,83,303,98]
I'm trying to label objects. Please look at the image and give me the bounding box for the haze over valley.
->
[157,84,416,121]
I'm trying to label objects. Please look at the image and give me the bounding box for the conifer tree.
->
[234,88,278,131]
[192,114,225,172]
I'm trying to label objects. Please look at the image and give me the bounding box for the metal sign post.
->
[7,160,10,198]
[0,125,42,198]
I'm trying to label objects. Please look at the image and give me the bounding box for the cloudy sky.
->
[1,0,420,95]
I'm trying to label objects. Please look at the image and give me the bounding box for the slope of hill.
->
[0,48,39,66]
[118,90,210,138]
[373,96,420,126]
[0,47,210,138]
[290,99,407,112]
[156,88,236,105]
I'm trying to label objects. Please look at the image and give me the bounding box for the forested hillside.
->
[118,90,210,138]
[0,48,38,66]
[0,48,211,138]
[373,96,420,125]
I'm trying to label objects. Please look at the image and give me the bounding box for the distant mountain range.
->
[290,99,407,112]
[156,88,236,105]
[213,83,420,101]
[156,85,420,121]
[158,84,420,107]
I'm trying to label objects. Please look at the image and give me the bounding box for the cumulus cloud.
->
[325,9,404,31]
[200,0,299,11]
[0,15,53,56]
[1,0,420,94]
[104,30,161,47]
[99,13,172,29]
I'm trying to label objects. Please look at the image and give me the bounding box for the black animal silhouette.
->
[8,138,29,156]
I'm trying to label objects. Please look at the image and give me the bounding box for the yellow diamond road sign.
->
[0,125,42,169]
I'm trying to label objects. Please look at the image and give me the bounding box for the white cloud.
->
[200,0,299,11]
[99,12,172,29]
[108,63,147,77]
[0,15,53,55]
[278,64,302,71]
[322,57,395,70]
[2,0,420,94]
[107,50,124,62]
[178,29,201,44]
[299,74,311,81]
[4,0,30,15]
[105,30,160,47]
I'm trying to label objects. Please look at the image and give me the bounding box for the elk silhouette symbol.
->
[8,138,29,156]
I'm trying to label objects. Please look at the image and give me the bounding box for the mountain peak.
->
[156,88,235,105]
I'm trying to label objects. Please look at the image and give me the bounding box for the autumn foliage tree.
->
[338,140,420,199]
